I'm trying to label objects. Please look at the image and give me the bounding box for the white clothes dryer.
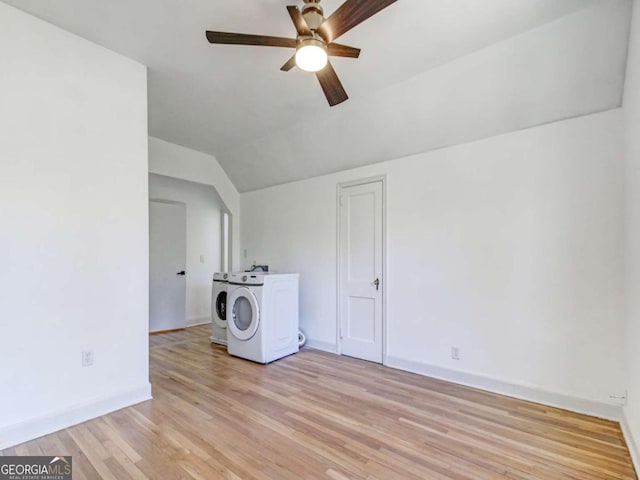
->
[226,273,299,364]
[211,272,229,345]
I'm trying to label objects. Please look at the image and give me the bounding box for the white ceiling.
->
[3,0,631,191]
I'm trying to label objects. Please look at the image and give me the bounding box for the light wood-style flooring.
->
[2,325,637,479]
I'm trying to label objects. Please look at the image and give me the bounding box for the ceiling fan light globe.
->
[296,44,328,72]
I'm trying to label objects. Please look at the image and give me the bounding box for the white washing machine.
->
[226,272,299,364]
[210,272,229,345]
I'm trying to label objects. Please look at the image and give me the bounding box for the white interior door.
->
[149,201,186,332]
[339,180,384,363]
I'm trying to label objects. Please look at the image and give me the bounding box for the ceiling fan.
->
[205,0,398,106]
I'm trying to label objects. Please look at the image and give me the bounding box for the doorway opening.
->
[148,173,234,334]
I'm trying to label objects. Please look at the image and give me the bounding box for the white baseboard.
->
[188,316,211,327]
[621,413,640,475]
[0,383,152,450]
[305,339,337,354]
[385,355,622,422]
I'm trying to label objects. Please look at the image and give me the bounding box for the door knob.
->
[374,278,380,291]
[177,271,186,276]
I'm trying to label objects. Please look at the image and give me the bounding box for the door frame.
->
[336,175,387,364]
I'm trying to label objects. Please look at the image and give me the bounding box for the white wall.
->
[0,3,150,448]
[623,0,640,467]
[149,174,225,325]
[148,137,241,271]
[241,109,626,414]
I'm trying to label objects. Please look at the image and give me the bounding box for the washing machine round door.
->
[212,290,227,329]
[228,287,260,340]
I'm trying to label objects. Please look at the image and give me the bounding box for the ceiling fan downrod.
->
[301,0,325,32]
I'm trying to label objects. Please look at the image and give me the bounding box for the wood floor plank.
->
[2,324,637,479]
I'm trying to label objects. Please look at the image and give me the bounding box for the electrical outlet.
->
[451,347,460,361]
[200,255,205,263]
[244,249,247,259]
[82,350,94,367]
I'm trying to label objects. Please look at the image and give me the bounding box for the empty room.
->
[1,0,640,478]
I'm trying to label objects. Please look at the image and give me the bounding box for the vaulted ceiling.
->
[4,0,632,191]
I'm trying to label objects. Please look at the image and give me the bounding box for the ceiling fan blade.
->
[317,0,398,43]
[206,31,297,48]
[316,61,348,107]
[327,43,361,59]
[280,55,297,72]
[286,5,312,36]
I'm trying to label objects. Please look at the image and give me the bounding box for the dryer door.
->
[228,287,260,340]
[212,289,227,329]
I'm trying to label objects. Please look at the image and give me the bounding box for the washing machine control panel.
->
[213,272,230,282]
[229,273,264,286]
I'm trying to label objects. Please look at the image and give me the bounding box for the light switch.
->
[200,255,205,263]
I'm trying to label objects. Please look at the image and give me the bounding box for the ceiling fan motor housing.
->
[302,0,325,31]
[297,37,326,52]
